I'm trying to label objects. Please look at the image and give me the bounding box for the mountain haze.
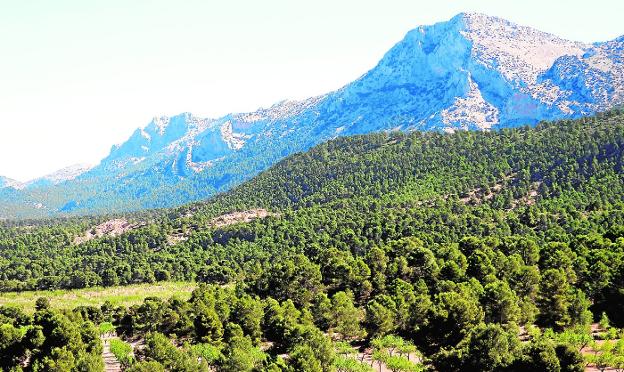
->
[2,13,623,218]
[0,176,22,190]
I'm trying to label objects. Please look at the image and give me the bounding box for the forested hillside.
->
[2,110,624,370]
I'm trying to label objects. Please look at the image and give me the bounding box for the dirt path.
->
[101,335,122,372]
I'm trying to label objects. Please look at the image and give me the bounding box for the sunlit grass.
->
[0,281,196,313]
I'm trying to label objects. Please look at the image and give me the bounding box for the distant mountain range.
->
[3,164,93,190]
[1,12,623,218]
[0,176,22,190]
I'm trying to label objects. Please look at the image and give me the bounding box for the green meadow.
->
[0,281,195,313]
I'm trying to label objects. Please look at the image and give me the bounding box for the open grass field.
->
[0,281,196,313]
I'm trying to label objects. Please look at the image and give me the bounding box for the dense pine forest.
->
[2,110,624,370]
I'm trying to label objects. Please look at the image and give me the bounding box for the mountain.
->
[0,177,41,219]
[4,111,624,372]
[3,110,624,328]
[0,176,23,190]
[25,164,92,188]
[1,13,623,218]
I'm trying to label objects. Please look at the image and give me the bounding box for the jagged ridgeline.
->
[2,110,624,370]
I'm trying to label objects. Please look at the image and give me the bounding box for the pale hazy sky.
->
[1,0,622,181]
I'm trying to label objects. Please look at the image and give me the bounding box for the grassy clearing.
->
[0,281,196,313]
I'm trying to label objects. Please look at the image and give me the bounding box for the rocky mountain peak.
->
[462,13,587,83]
